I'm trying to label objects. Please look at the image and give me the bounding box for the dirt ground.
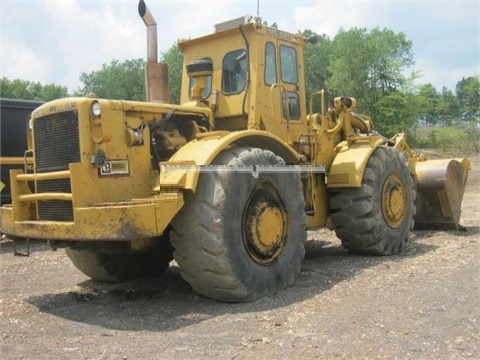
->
[1,156,479,360]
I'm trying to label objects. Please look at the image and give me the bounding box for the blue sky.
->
[1,0,479,93]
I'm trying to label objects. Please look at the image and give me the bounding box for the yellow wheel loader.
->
[0,1,470,302]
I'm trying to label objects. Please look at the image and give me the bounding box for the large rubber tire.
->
[170,147,306,302]
[329,146,415,255]
[65,236,173,282]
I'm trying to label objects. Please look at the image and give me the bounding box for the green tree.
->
[160,42,184,104]
[0,77,69,101]
[456,76,480,124]
[439,86,458,126]
[374,90,420,136]
[326,27,415,130]
[76,59,145,100]
[417,84,441,126]
[327,28,371,106]
[367,28,414,95]
[302,31,333,112]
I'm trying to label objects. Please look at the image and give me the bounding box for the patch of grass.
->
[408,126,480,156]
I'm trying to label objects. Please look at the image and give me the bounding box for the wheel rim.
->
[243,186,288,265]
[382,174,407,228]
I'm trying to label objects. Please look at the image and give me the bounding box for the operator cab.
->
[178,17,310,144]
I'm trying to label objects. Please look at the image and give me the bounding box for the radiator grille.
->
[33,111,80,221]
[34,111,80,172]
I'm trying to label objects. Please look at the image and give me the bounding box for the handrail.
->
[16,170,70,182]
[18,193,73,202]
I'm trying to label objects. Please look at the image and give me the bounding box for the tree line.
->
[1,26,478,138]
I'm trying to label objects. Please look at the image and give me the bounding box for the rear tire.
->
[170,147,306,302]
[330,146,414,255]
[65,235,173,282]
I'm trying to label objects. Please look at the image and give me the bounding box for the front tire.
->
[330,146,415,255]
[170,147,306,302]
[65,235,173,282]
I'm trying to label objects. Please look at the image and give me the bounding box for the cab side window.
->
[265,42,277,86]
[283,91,300,120]
[280,45,298,84]
[222,49,247,94]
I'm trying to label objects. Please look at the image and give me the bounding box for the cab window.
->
[282,91,300,120]
[265,42,277,85]
[280,45,298,84]
[188,75,212,101]
[187,57,213,101]
[222,49,247,94]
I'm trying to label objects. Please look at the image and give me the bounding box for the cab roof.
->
[177,20,306,53]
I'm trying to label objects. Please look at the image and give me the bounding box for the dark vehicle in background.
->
[1,99,43,205]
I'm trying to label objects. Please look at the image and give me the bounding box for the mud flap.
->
[414,158,470,230]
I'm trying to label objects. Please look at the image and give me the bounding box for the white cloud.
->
[143,1,242,46]
[414,56,479,91]
[292,1,380,37]
[291,0,479,91]
[0,0,241,91]
[1,38,52,83]
[38,1,145,90]
[1,0,478,93]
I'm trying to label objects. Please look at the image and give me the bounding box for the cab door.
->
[261,38,307,144]
[278,43,301,123]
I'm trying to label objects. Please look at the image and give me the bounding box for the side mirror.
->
[307,35,318,44]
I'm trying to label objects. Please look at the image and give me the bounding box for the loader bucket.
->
[413,157,470,230]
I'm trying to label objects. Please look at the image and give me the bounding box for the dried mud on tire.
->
[1,156,479,360]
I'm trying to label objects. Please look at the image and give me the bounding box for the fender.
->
[327,137,384,189]
[158,130,303,192]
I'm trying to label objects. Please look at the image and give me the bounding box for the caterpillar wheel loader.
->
[0,1,470,302]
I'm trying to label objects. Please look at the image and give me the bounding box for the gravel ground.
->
[1,156,479,360]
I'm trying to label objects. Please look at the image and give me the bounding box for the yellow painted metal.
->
[327,137,384,188]
[308,96,383,190]
[390,133,471,229]
[1,93,302,243]
[0,192,183,241]
[0,5,471,254]
[247,202,285,257]
[18,193,72,202]
[305,173,328,229]
[257,206,284,247]
[0,97,202,242]
[178,22,310,144]
[414,157,470,230]
[242,189,288,265]
[17,170,70,182]
[381,174,407,228]
[160,129,302,191]
[0,157,33,165]
[9,169,35,221]
[391,132,427,165]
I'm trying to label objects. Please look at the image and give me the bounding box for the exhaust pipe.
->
[138,0,157,63]
[138,0,170,103]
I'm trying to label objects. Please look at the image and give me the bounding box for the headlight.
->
[91,101,101,117]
